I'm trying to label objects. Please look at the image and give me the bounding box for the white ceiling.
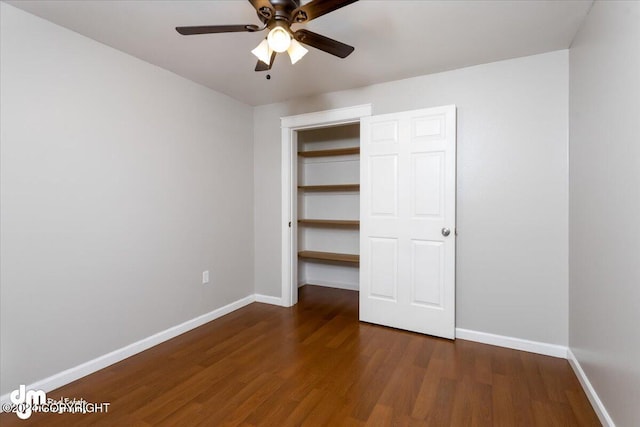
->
[6,0,592,106]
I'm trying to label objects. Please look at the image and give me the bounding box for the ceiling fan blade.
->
[255,51,277,72]
[294,29,354,58]
[176,24,260,35]
[291,0,358,23]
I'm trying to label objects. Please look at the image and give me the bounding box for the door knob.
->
[441,227,451,237]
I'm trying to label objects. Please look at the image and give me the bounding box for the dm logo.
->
[10,385,46,420]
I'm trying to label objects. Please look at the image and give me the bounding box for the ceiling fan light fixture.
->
[177,0,359,72]
[251,39,272,65]
[267,26,291,53]
[287,39,308,64]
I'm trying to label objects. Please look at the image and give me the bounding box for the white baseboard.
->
[254,294,285,306]
[455,328,568,358]
[303,281,359,291]
[567,348,615,427]
[1,294,256,405]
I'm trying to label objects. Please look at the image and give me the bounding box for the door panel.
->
[369,155,398,217]
[360,105,456,339]
[411,239,443,308]
[370,120,399,144]
[368,237,398,301]
[412,114,446,140]
[412,152,444,218]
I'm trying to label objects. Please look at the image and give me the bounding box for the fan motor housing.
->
[267,0,299,23]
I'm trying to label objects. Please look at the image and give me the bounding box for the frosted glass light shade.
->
[251,39,272,64]
[267,27,291,53]
[287,39,308,64]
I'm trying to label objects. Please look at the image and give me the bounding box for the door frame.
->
[280,104,372,307]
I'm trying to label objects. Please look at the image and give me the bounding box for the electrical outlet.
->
[202,270,210,284]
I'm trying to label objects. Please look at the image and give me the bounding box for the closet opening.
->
[281,104,372,307]
[296,124,360,295]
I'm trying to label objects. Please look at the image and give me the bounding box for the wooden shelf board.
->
[298,147,360,158]
[298,250,359,264]
[298,219,359,227]
[298,184,360,192]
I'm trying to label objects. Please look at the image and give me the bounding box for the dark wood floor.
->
[1,286,600,426]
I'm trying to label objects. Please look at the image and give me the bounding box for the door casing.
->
[280,104,372,307]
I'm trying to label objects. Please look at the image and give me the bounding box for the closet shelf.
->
[298,219,359,227]
[298,250,360,264]
[298,184,360,192]
[298,147,360,158]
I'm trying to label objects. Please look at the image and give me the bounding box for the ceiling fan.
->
[176,0,358,72]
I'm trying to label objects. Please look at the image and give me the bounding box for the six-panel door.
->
[359,105,456,339]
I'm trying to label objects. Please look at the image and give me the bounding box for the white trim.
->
[281,104,372,308]
[455,328,568,358]
[567,348,615,427]
[0,295,255,404]
[281,104,372,129]
[254,294,285,306]
[303,281,359,291]
[280,124,298,308]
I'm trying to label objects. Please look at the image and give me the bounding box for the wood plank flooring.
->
[0,286,601,426]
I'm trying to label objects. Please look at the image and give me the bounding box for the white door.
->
[359,106,456,339]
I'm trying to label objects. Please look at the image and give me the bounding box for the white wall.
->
[255,50,569,345]
[0,4,254,395]
[569,2,640,426]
